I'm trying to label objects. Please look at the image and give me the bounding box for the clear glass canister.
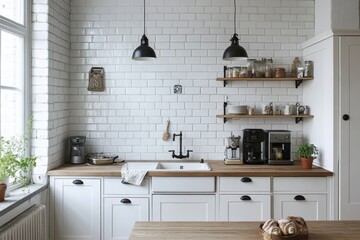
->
[225,67,233,78]
[255,59,265,78]
[232,67,240,78]
[247,59,255,77]
[265,58,273,78]
[304,61,313,77]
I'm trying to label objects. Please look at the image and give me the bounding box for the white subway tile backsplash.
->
[32,0,314,170]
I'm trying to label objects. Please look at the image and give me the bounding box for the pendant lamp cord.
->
[233,0,236,34]
[143,0,146,35]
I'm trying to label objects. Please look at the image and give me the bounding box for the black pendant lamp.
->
[132,0,156,61]
[223,0,248,61]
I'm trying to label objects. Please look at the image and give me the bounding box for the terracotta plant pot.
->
[0,183,7,202]
[301,157,314,169]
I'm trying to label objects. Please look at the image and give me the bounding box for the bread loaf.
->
[278,218,298,235]
[288,216,308,234]
[262,219,282,236]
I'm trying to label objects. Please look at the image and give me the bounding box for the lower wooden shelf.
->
[216,114,314,124]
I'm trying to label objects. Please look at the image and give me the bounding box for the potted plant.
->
[0,126,37,201]
[295,143,319,169]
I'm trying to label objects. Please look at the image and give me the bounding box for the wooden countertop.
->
[129,221,360,240]
[47,160,332,177]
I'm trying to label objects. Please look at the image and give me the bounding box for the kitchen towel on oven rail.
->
[120,163,147,185]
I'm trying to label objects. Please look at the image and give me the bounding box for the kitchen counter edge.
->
[47,160,333,177]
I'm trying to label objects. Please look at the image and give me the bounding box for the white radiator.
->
[0,204,47,240]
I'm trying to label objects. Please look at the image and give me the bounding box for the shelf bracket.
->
[223,101,228,123]
[295,117,303,124]
[295,79,303,88]
[223,65,228,87]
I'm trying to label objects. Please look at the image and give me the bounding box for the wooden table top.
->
[129,221,360,240]
[47,160,332,177]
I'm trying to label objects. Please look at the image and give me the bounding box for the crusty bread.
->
[262,219,282,236]
[278,217,298,235]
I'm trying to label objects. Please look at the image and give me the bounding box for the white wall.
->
[315,0,359,35]
[32,0,71,178]
[31,0,316,174]
[66,0,315,161]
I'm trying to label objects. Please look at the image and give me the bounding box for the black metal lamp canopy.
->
[132,0,156,61]
[223,0,248,61]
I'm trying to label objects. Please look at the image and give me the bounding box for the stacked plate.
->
[227,105,248,115]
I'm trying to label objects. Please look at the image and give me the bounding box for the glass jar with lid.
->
[304,61,313,77]
[225,66,233,78]
[246,59,255,77]
[254,59,265,78]
[265,58,273,78]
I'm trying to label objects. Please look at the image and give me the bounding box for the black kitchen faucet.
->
[169,131,193,159]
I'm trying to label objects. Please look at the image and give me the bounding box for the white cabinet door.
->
[339,36,360,220]
[51,178,101,240]
[152,195,215,221]
[103,197,149,240]
[219,194,271,221]
[273,194,327,220]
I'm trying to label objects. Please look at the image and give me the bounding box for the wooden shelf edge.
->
[216,114,314,119]
[216,77,314,81]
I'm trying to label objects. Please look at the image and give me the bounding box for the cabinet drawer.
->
[104,177,150,195]
[273,177,327,193]
[273,194,327,220]
[219,194,271,221]
[152,177,215,193]
[219,177,270,192]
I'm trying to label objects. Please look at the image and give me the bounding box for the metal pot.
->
[86,153,119,165]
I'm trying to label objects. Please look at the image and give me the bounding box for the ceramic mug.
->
[284,104,290,115]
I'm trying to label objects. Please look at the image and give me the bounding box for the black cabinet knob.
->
[120,198,132,204]
[342,114,350,121]
[72,179,84,185]
[241,177,252,183]
[294,195,306,201]
[240,195,252,201]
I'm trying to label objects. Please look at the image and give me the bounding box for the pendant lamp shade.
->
[223,0,248,61]
[132,34,156,60]
[132,0,156,61]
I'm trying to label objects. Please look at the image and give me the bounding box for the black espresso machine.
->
[264,130,293,165]
[242,129,267,164]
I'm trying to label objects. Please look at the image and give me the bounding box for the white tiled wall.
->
[32,0,71,177]
[33,0,315,170]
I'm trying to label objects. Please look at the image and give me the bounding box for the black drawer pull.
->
[72,179,84,185]
[240,195,252,201]
[121,179,130,184]
[241,177,252,183]
[294,195,306,201]
[120,198,132,204]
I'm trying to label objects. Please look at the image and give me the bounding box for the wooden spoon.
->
[162,120,170,141]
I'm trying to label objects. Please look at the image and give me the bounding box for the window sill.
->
[0,183,48,216]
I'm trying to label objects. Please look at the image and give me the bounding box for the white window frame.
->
[0,0,31,189]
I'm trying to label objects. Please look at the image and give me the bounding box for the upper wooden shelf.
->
[216,114,314,124]
[216,77,314,88]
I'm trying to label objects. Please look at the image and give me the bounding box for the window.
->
[0,0,29,136]
[0,1,30,186]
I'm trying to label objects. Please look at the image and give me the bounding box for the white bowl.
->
[228,105,248,114]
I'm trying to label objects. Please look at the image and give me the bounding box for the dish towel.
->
[120,163,147,185]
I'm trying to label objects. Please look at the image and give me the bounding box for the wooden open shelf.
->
[216,77,314,88]
[216,114,314,124]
